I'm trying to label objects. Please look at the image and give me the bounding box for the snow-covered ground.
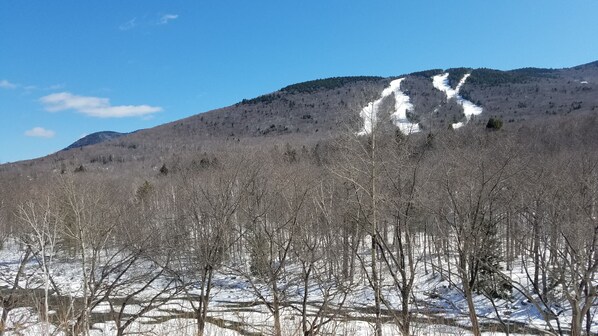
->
[1,237,596,336]
[358,78,420,136]
[432,73,483,129]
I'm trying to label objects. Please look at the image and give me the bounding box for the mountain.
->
[4,60,598,173]
[64,131,128,150]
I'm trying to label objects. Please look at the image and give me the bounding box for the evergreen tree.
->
[476,219,511,299]
[159,163,169,176]
[486,117,503,130]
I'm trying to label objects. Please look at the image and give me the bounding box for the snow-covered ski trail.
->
[432,73,483,129]
[358,78,420,135]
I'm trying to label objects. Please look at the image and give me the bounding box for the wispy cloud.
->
[158,14,178,25]
[119,17,138,31]
[119,13,178,30]
[40,92,163,118]
[25,127,55,138]
[47,84,65,90]
[0,79,18,89]
[0,79,64,92]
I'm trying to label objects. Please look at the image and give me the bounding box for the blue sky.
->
[1,1,598,163]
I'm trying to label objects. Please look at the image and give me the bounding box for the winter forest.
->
[0,110,597,336]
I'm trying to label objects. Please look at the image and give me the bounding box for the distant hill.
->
[64,131,128,150]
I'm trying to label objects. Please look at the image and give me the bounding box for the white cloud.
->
[25,127,55,138]
[158,14,178,24]
[40,92,163,118]
[0,80,17,89]
[119,17,138,31]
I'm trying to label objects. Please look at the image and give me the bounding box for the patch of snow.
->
[581,80,589,84]
[358,78,420,135]
[433,73,462,100]
[461,99,483,119]
[452,122,465,129]
[432,73,483,129]
[90,319,242,336]
[389,78,421,134]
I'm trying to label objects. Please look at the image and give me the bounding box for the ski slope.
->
[432,73,483,128]
[358,78,420,135]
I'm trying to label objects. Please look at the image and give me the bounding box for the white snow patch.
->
[358,78,420,135]
[433,73,463,100]
[581,80,589,84]
[452,121,465,129]
[432,73,483,129]
[389,78,421,134]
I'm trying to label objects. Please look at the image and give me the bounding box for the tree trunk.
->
[372,234,382,336]
[196,313,205,336]
[342,228,349,280]
[459,253,481,336]
[0,248,32,336]
[400,287,410,336]
[370,125,383,336]
[196,266,213,336]
[570,305,582,336]
[301,267,310,336]
[463,279,481,336]
[0,310,7,336]
[272,283,282,336]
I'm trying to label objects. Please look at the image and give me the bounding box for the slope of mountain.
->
[3,60,598,173]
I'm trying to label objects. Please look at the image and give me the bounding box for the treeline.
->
[446,67,472,88]
[467,67,557,86]
[0,115,597,336]
[281,76,384,94]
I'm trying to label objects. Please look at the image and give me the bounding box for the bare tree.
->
[0,246,33,336]
[17,194,60,336]
[543,153,598,336]
[290,174,355,336]
[375,133,429,336]
[42,176,173,336]
[106,180,181,336]
[171,157,250,336]
[432,131,519,336]
[0,178,25,335]
[330,98,395,336]
[232,162,310,336]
